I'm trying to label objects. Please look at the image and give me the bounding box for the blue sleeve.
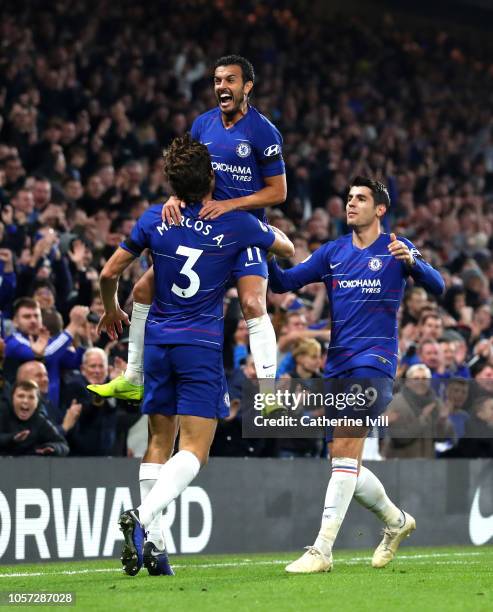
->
[120,214,151,257]
[44,332,73,361]
[268,246,328,293]
[240,215,276,251]
[191,118,201,141]
[253,118,285,178]
[400,238,445,295]
[5,334,35,360]
[60,346,85,369]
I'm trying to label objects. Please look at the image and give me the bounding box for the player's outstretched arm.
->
[268,247,326,294]
[407,256,445,295]
[388,233,445,295]
[268,225,295,258]
[98,247,135,339]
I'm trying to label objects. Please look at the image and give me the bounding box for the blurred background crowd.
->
[0,0,492,459]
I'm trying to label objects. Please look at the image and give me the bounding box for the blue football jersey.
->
[269,233,445,378]
[191,105,285,220]
[121,204,275,349]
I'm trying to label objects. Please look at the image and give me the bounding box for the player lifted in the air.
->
[90,54,286,401]
[267,176,444,573]
[96,135,293,576]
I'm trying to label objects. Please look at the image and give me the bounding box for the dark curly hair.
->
[213,55,255,84]
[162,134,213,204]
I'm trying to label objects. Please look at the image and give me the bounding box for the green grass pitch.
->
[0,546,491,611]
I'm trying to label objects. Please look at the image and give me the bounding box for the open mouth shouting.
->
[218,91,234,111]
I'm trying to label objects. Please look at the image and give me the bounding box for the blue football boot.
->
[143,541,175,576]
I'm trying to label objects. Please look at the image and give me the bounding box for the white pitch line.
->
[0,551,488,579]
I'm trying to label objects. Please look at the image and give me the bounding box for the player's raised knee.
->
[240,293,266,320]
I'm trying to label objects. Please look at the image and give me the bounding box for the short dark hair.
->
[163,134,213,204]
[213,55,255,84]
[419,313,441,326]
[13,297,40,316]
[13,379,40,397]
[31,279,56,295]
[349,176,390,208]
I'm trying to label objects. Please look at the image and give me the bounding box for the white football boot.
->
[285,546,333,574]
[372,511,416,568]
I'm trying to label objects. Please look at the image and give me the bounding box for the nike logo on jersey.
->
[203,142,213,146]
[245,262,261,267]
[330,263,342,269]
[469,486,493,545]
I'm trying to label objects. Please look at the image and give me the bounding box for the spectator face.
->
[476,399,493,425]
[296,349,321,374]
[286,313,307,333]
[453,292,466,314]
[234,318,248,344]
[346,186,385,229]
[87,175,104,199]
[243,355,256,379]
[440,341,455,369]
[419,342,442,370]
[405,366,432,396]
[454,339,467,365]
[14,306,42,335]
[33,180,51,209]
[445,381,468,409]
[17,362,49,394]
[5,157,24,183]
[90,296,105,317]
[82,352,108,384]
[420,316,443,340]
[64,180,83,201]
[13,189,34,214]
[406,289,427,318]
[474,305,491,331]
[13,387,39,421]
[99,165,115,189]
[33,286,55,310]
[326,197,344,218]
[214,64,252,116]
[61,122,76,145]
[129,163,144,186]
[87,321,100,344]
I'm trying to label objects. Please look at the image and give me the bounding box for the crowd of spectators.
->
[0,0,492,459]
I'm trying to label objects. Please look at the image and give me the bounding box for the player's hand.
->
[14,430,31,442]
[162,195,186,225]
[97,307,130,340]
[388,233,414,266]
[35,446,55,455]
[199,200,233,220]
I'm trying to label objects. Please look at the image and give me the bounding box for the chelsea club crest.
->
[236,142,251,158]
[368,257,383,271]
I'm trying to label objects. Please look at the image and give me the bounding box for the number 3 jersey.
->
[120,204,275,350]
